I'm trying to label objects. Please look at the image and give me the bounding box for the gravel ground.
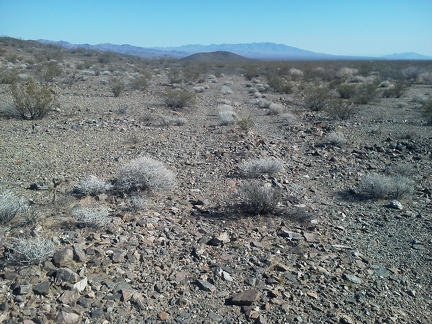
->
[0,42,431,323]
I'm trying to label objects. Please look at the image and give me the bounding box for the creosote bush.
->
[303,85,330,111]
[357,173,414,199]
[5,237,56,265]
[161,89,196,110]
[326,99,356,120]
[239,158,284,178]
[0,190,27,224]
[72,205,110,228]
[117,156,176,192]
[9,78,56,120]
[75,175,113,196]
[237,181,280,215]
[111,79,124,97]
[354,82,377,104]
[420,98,432,125]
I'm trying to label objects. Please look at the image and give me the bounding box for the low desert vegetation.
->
[357,173,414,199]
[420,98,432,125]
[72,205,110,228]
[236,115,255,131]
[111,79,125,97]
[75,175,113,196]
[353,82,378,104]
[303,84,330,111]
[237,180,281,215]
[4,236,56,265]
[281,112,297,126]
[9,78,56,119]
[161,89,196,110]
[267,102,284,115]
[325,131,347,147]
[0,190,27,224]
[326,99,356,120]
[239,158,284,178]
[116,156,176,192]
[219,109,237,125]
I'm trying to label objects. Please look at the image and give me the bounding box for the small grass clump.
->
[117,156,176,192]
[0,190,27,224]
[9,78,56,120]
[237,116,255,131]
[357,173,414,199]
[161,89,196,110]
[219,109,237,125]
[72,205,110,228]
[326,99,356,120]
[325,131,347,147]
[75,175,113,196]
[239,158,284,178]
[237,180,280,215]
[5,237,56,265]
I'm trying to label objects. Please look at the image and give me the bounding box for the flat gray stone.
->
[231,289,260,306]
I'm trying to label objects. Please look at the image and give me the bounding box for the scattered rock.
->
[231,289,260,306]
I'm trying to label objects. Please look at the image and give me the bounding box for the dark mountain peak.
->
[179,51,251,63]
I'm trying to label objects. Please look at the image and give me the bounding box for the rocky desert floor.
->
[0,40,431,323]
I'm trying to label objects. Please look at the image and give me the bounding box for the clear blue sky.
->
[1,0,431,56]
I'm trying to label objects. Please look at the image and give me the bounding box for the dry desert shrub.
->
[219,109,237,125]
[420,99,432,125]
[161,89,196,110]
[117,156,176,192]
[9,78,56,120]
[303,85,330,111]
[354,82,378,104]
[0,190,27,224]
[131,75,149,90]
[111,79,124,97]
[326,99,356,120]
[325,131,347,147]
[268,103,284,115]
[236,116,255,131]
[357,173,414,200]
[237,180,280,215]
[72,205,110,228]
[5,237,56,265]
[336,83,357,99]
[239,158,284,178]
[75,175,113,196]
[281,112,297,126]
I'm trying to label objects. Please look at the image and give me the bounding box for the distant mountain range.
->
[38,39,432,61]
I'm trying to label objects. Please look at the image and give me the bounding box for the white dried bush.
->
[325,131,347,147]
[219,109,237,125]
[281,113,297,126]
[128,195,147,211]
[5,237,56,265]
[257,99,271,108]
[237,181,280,214]
[358,173,414,199]
[239,158,284,178]
[268,103,284,115]
[0,190,27,224]
[117,156,176,192]
[72,205,110,228]
[76,175,113,196]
